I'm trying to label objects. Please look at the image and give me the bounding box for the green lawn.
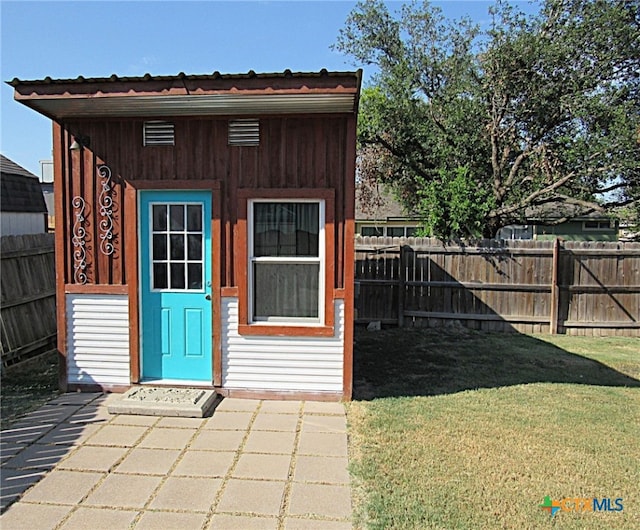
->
[348,328,640,529]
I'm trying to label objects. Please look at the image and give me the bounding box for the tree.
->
[336,0,640,238]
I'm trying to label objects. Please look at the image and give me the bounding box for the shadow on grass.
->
[353,326,640,400]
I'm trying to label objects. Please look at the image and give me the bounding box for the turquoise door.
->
[139,190,212,382]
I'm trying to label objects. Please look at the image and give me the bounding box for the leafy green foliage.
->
[337,0,640,238]
[416,166,495,238]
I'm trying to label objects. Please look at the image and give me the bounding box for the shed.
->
[0,154,48,236]
[10,70,361,401]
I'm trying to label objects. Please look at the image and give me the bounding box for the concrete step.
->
[107,387,219,417]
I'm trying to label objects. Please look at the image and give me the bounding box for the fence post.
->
[549,238,561,334]
[398,245,405,327]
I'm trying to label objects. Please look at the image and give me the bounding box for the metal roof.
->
[7,69,358,86]
[8,69,362,120]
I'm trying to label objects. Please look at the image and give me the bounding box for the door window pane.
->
[188,263,203,289]
[170,205,184,230]
[153,234,167,260]
[153,205,167,231]
[170,234,185,260]
[187,234,202,260]
[187,205,202,231]
[170,263,185,289]
[153,263,168,289]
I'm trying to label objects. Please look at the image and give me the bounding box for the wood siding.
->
[66,294,130,385]
[221,297,345,393]
[57,115,353,291]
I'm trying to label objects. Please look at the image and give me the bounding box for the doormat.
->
[107,387,220,418]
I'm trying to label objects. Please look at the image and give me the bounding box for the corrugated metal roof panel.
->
[9,69,362,120]
[23,93,357,119]
[7,69,360,87]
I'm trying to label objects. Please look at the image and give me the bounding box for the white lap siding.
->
[221,298,344,393]
[66,294,130,386]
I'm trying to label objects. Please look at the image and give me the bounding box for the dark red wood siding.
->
[58,115,355,291]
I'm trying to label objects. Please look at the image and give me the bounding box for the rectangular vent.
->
[143,121,175,146]
[228,119,260,146]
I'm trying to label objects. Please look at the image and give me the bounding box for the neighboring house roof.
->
[523,203,617,223]
[8,69,362,120]
[355,180,617,229]
[356,184,416,222]
[0,154,48,213]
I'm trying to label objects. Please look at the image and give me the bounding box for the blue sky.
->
[1,1,538,177]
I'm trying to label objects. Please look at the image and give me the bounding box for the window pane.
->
[170,234,185,260]
[153,234,167,260]
[187,205,202,231]
[361,226,383,237]
[187,234,202,260]
[188,263,202,290]
[170,205,184,230]
[170,263,185,289]
[406,227,418,237]
[387,227,404,237]
[253,203,319,257]
[153,263,167,289]
[153,205,167,231]
[253,263,319,319]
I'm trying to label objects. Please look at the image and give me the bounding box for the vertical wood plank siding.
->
[221,298,345,392]
[61,116,352,291]
[66,294,130,385]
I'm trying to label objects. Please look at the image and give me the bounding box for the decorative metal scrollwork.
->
[72,196,88,284]
[97,164,115,256]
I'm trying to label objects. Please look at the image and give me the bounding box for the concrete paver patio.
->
[0,394,353,529]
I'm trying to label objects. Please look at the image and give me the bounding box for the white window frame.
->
[247,198,325,325]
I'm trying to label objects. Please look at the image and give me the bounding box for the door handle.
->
[205,294,212,300]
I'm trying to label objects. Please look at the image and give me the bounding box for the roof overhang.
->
[8,69,362,121]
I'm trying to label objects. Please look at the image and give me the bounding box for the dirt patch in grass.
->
[1,351,60,428]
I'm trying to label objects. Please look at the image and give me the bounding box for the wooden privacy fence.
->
[1,233,57,368]
[355,237,640,336]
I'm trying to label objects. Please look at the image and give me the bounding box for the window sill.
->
[238,324,335,337]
